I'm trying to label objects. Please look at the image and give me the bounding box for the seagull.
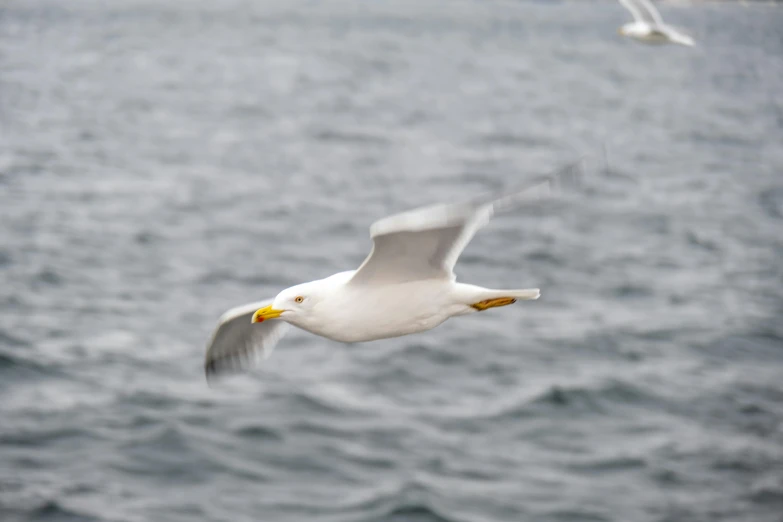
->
[617,0,695,47]
[203,162,582,380]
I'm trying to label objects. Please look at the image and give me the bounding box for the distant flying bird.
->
[618,0,695,47]
[203,162,582,381]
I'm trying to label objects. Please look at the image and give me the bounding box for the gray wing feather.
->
[619,0,663,25]
[204,299,290,380]
[348,202,492,285]
[481,159,583,214]
[348,160,583,287]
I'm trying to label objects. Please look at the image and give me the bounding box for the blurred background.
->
[1,0,782,521]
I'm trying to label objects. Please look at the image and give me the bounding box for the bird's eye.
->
[294,296,304,303]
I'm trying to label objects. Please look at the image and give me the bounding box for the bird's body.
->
[619,22,686,45]
[203,163,580,380]
[618,0,694,47]
[285,272,539,343]
[292,273,459,343]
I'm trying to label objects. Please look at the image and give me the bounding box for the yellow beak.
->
[251,304,284,323]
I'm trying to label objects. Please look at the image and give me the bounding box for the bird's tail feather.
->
[454,284,540,311]
[671,32,694,46]
[484,288,541,301]
[458,284,539,302]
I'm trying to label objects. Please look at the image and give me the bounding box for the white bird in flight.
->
[617,0,695,47]
[204,163,582,380]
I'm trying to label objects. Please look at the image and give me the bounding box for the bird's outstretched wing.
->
[204,299,290,380]
[348,161,583,287]
[619,0,663,25]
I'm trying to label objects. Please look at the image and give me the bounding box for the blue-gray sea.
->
[1,0,782,521]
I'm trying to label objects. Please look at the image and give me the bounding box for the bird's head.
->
[251,281,322,327]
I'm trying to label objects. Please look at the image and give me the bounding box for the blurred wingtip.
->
[203,352,255,385]
[204,360,218,386]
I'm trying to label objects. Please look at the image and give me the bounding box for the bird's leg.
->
[471,297,517,311]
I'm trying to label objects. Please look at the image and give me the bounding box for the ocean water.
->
[1,0,782,521]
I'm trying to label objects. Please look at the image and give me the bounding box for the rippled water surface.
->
[2,1,783,521]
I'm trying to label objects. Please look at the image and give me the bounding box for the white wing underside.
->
[204,299,290,380]
[619,0,663,25]
[348,161,582,287]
